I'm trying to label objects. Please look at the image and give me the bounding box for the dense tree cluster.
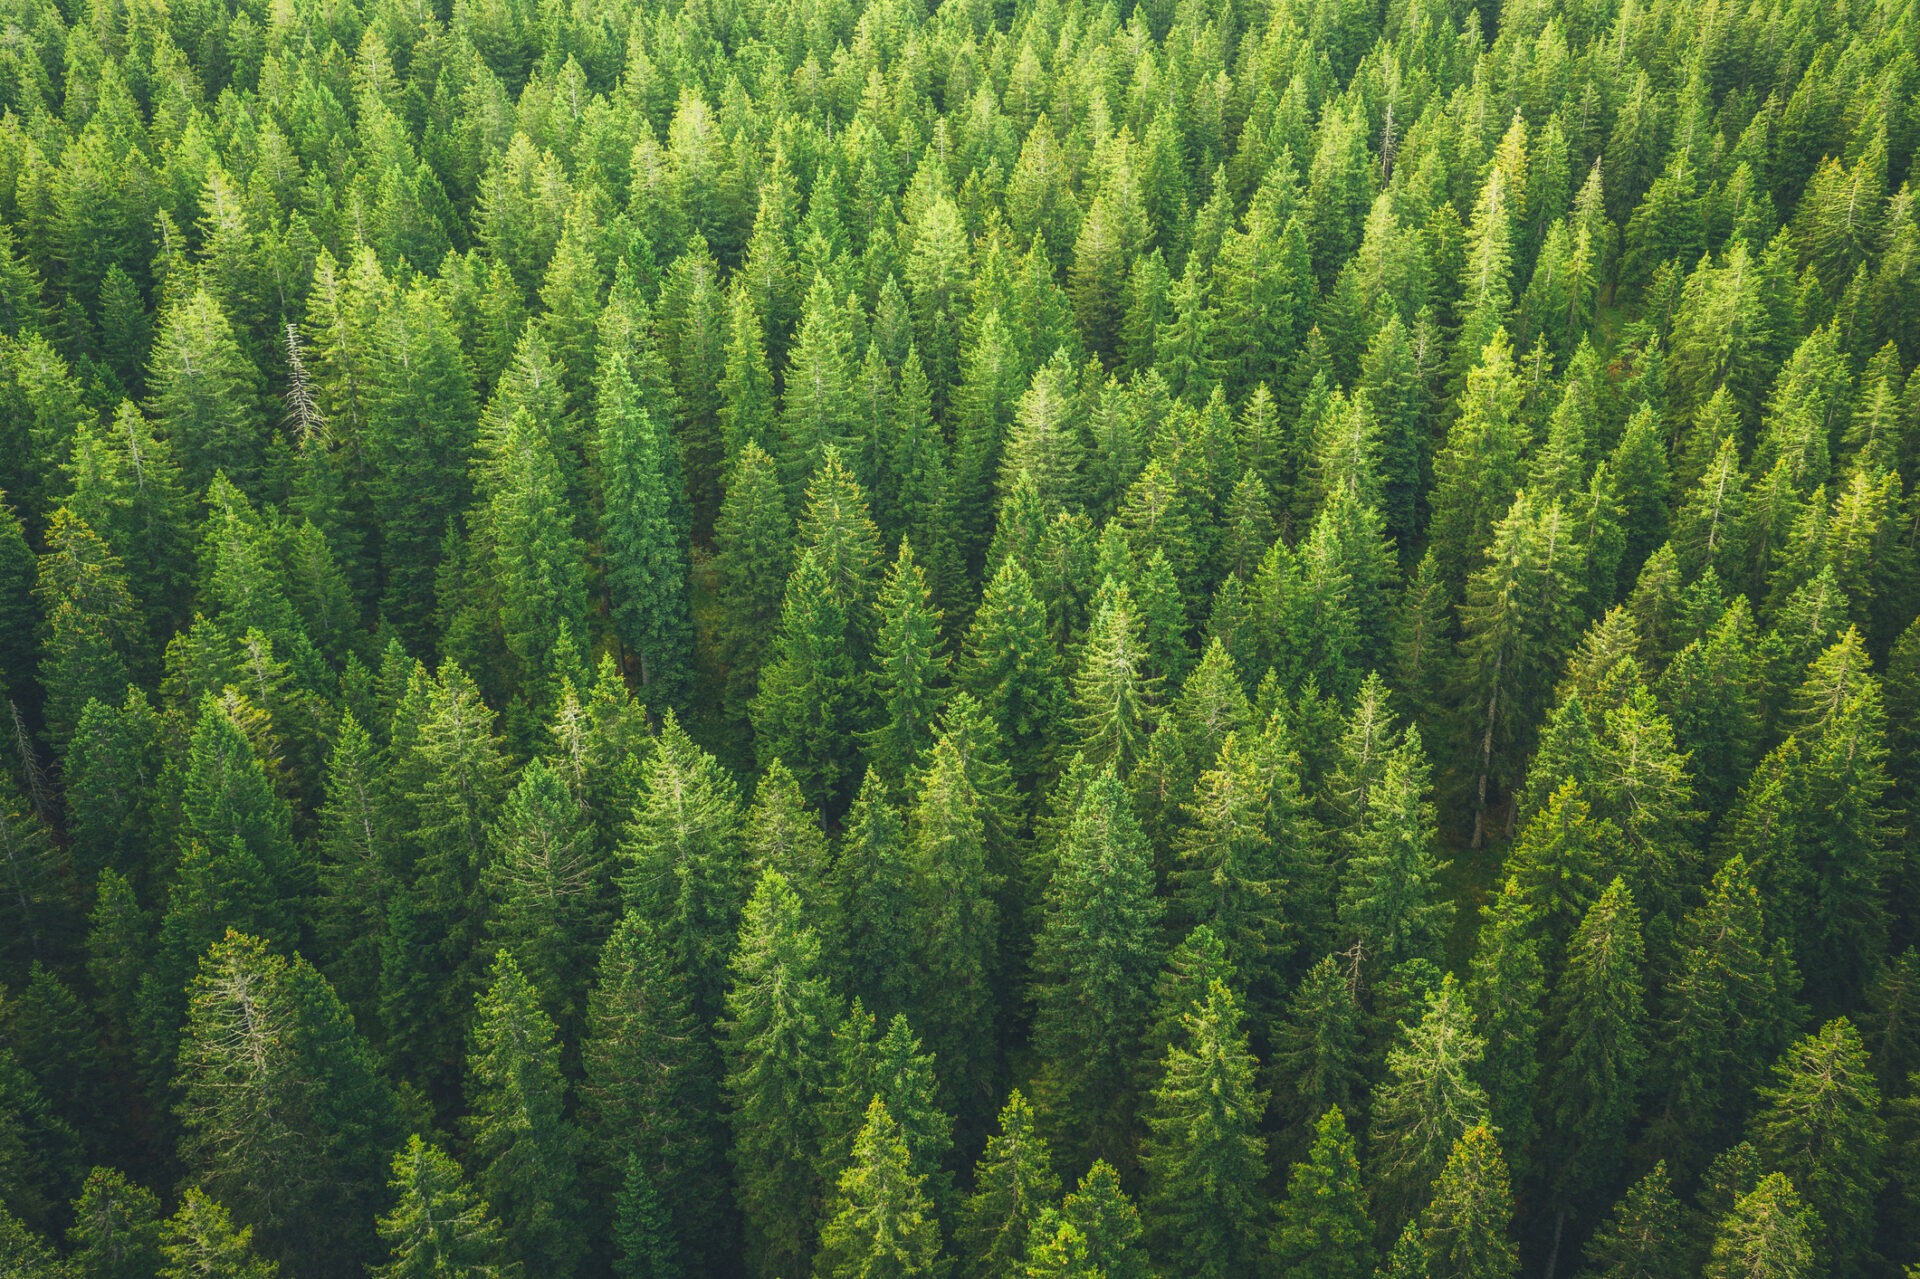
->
[0,0,1919,1270]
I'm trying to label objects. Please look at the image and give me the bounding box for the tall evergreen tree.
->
[372,1137,512,1279]
[1272,1107,1373,1279]
[1140,979,1269,1279]
[956,1091,1059,1279]
[598,349,693,706]
[464,953,584,1279]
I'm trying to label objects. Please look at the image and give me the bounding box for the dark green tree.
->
[1272,1107,1373,1279]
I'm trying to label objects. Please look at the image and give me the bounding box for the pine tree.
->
[464,953,584,1279]
[1141,979,1269,1279]
[1748,1019,1884,1278]
[813,1097,947,1279]
[313,713,391,1022]
[1272,1107,1373,1279]
[1369,976,1490,1226]
[956,1091,1059,1279]
[598,349,693,706]
[372,1136,512,1279]
[158,1190,279,1279]
[1029,766,1164,1164]
[723,870,840,1279]
[1464,881,1545,1185]
[1420,1126,1517,1279]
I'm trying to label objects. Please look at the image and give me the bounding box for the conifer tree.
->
[464,952,584,1279]
[598,349,693,706]
[616,713,747,1027]
[1703,1174,1816,1279]
[960,556,1067,792]
[866,540,948,784]
[1338,730,1449,968]
[175,932,401,1276]
[612,1157,682,1279]
[1420,1126,1517,1279]
[1579,1163,1686,1279]
[67,1166,164,1279]
[147,290,264,493]
[813,1098,946,1279]
[753,548,867,814]
[904,729,1003,1130]
[1543,879,1647,1234]
[581,911,726,1269]
[1029,766,1163,1163]
[1140,979,1269,1279]
[35,508,140,752]
[715,443,793,723]
[1370,976,1490,1226]
[1069,582,1161,777]
[1748,1019,1884,1278]
[372,1136,512,1279]
[723,871,839,1279]
[483,756,611,1030]
[956,1091,1059,1279]
[1270,955,1367,1140]
[158,1190,279,1279]
[1272,1107,1373,1279]
[487,407,590,700]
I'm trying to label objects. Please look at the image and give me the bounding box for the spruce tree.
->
[67,1166,165,1279]
[1269,955,1367,1141]
[813,1098,946,1279]
[1420,1126,1517,1279]
[1747,1019,1885,1278]
[956,1090,1059,1279]
[175,932,401,1277]
[464,952,584,1279]
[715,442,793,723]
[1543,879,1647,1222]
[1140,979,1269,1279]
[598,349,693,706]
[372,1137,512,1279]
[722,871,840,1279]
[157,1190,279,1279]
[1579,1163,1686,1279]
[865,539,949,785]
[1703,1174,1816,1279]
[1369,976,1490,1226]
[1029,766,1164,1164]
[580,911,726,1270]
[616,713,748,1027]
[1272,1107,1373,1279]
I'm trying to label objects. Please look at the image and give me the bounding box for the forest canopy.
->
[0,0,1919,1273]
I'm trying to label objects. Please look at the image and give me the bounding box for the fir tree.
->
[865,540,949,785]
[1579,1163,1686,1279]
[1703,1174,1816,1279]
[67,1166,165,1279]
